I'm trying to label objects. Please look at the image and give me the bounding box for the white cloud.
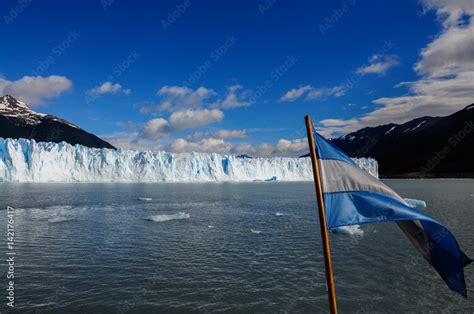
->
[106,139,152,151]
[215,129,248,139]
[356,54,400,76]
[318,0,474,137]
[170,138,231,154]
[139,118,170,140]
[1,75,72,106]
[213,85,252,109]
[110,126,307,157]
[115,120,138,133]
[415,27,473,77]
[101,131,162,151]
[186,129,248,141]
[320,118,360,127]
[274,138,308,154]
[166,137,307,157]
[316,119,363,138]
[280,85,312,102]
[158,86,192,97]
[280,85,347,102]
[138,85,253,114]
[168,109,224,130]
[138,109,224,140]
[142,85,216,113]
[307,86,347,100]
[87,82,131,97]
[420,0,474,28]
[243,138,308,157]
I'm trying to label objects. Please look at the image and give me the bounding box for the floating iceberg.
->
[330,225,364,236]
[147,212,191,223]
[404,198,427,210]
[138,197,153,201]
[48,217,74,223]
[0,138,378,182]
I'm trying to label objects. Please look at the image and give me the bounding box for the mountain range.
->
[0,95,115,149]
[329,104,474,178]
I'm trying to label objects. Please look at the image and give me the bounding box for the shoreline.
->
[381,174,474,179]
[1,178,474,184]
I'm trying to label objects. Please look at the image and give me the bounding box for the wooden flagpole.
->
[305,115,338,314]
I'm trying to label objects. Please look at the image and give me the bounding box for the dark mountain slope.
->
[0,95,115,149]
[331,104,474,177]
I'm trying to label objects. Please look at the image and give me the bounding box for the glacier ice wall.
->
[0,138,378,182]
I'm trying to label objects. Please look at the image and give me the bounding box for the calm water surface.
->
[0,180,473,313]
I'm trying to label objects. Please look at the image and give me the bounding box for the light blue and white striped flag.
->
[313,130,472,296]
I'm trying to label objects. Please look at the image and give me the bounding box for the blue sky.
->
[1,0,472,155]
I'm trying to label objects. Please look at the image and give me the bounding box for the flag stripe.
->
[320,159,406,203]
[323,190,436,228]
[314,132,355,165]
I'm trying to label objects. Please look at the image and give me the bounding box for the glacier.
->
[0,137,379,182]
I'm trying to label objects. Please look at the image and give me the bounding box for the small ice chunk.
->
[48,217,74,223]
[138,197,153,201]
[330,225,364,236]
[404,198,426,210]
[147,212,190,223]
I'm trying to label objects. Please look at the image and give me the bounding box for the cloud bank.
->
[318,0,474,136]
[87,82,131,97]
[280,85,347,102]
[0,75,72,106]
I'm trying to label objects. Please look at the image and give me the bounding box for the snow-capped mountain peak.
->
[0,95,46,125]
[0,95,115,149]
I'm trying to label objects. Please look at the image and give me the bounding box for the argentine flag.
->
[313,131,472,296]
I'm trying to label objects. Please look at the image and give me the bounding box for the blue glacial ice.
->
[0,137,379,182]
[403,198,427,210]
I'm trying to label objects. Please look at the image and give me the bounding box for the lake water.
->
[0,180,473,313]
